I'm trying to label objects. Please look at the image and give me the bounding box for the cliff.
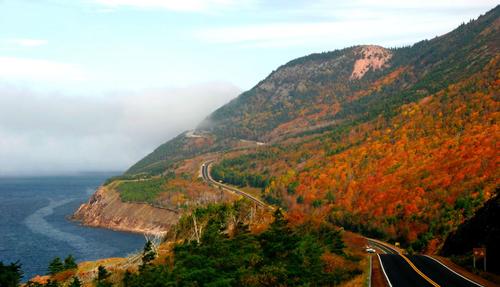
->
[72,185,179,235]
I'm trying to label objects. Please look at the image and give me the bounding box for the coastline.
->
[71,185,179,236]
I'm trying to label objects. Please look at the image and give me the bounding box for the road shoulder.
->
[429,255,499,287]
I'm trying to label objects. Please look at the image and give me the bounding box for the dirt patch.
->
[372,255,389,287]
[350,45,392,80]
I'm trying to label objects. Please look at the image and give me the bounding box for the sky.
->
[0,0,497,176]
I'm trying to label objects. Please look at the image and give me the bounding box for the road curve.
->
[368,239,484,287]
[202,161,485,287]
[408,255,484,287]
[201,161,272,210]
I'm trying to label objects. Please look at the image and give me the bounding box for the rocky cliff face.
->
[72,186,179,235]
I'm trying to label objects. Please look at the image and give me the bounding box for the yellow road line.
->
[399,253,441,287]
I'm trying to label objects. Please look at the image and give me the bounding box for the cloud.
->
[91,0,255,12]
[0,57,85,82]
[8,38,48,47]
[0,82,240,176]
[196,1,498,48]
[196,19,441,48]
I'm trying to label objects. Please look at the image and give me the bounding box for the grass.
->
[116,178,167,204]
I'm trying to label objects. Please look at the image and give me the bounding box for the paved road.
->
[202,161,484,287]
[369,239,483,287]
[201,161,272,210]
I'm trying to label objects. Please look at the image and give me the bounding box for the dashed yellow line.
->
[399,253,441,287]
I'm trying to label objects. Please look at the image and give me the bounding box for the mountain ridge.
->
[129,6,499,176]
[77,6,499,255]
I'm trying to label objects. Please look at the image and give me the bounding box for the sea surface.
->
[0,174,145,280]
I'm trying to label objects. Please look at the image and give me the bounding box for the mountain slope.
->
[130,6,499,176]
[441,190,500,274]
[102,6,499,251]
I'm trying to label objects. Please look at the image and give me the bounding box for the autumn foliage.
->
[261,57,500,250]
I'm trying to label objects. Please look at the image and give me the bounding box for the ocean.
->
[0,174,145,280]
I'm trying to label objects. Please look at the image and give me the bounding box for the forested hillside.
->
[114,6,499,252]
[441,190,500,274]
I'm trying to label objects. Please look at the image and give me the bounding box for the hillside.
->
[441,190,500,274]
[80,6,500,253]
[130,6,499,176]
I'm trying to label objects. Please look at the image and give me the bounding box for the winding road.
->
[201,161,486,286]
[369,239,484,287]
[201,161,272,210]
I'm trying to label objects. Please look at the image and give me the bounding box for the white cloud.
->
[196,19,442,48]
[349,0,497,9]
[0,57,85,82]
[91,0,254,12]
[8,38,48,47]
[196,1,498,48]
[0,82,240,176]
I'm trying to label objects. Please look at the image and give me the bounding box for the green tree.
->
[69,277,81,287]
[48,257,64,275]
[122,270,133,287]
[96,265,111,287]
[25,281,43,287]
[140,240,156,270]
[0,261,23,287]
[64,255,78,270]
[45,280,60,287]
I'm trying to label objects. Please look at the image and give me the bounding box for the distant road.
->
[201,161,272,210]
[369,239,484,287]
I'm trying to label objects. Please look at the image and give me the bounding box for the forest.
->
[1,202,365,287]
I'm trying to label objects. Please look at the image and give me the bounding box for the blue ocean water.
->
[0,174,145,280]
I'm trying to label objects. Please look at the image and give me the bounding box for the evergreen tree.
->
[97,265,110,281]
[141,240,156,269]
[25,281,43,287]
[68,276,81,287]
[96,265,111,287]
[45,280,60,287]
[122,270,133,287]
[64,255,78,270]
[0,261,23,287]
[48,257,64,275]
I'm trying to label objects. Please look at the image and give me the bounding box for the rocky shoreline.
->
[72,186,179,235]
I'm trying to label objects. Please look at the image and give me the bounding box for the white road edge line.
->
[377,254,393,287]
[368,238,399,254]
[424,255,484,287]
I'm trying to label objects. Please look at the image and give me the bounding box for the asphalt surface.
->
[201,161,271,209]
[369,239,484,287]
[379,254,435,287]
[408,255,483,287]
[202,162,484,287]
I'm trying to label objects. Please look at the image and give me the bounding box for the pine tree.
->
[45,280,60,287]
[123,270,133,287]
[68,277,81,287]
[48,257,64,275]
[97,265,110,281]
[140,240,156,270]
[96,265,111,287]
[0,261,23,287]
[64,255,77,270]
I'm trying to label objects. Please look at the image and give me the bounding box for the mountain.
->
[85,6,499,252]
[441,190,500,274]
[129,6,498,175]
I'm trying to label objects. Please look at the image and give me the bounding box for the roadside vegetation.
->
[211,152,274,189]
[8,201,366,287]
[125,205,362,286]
